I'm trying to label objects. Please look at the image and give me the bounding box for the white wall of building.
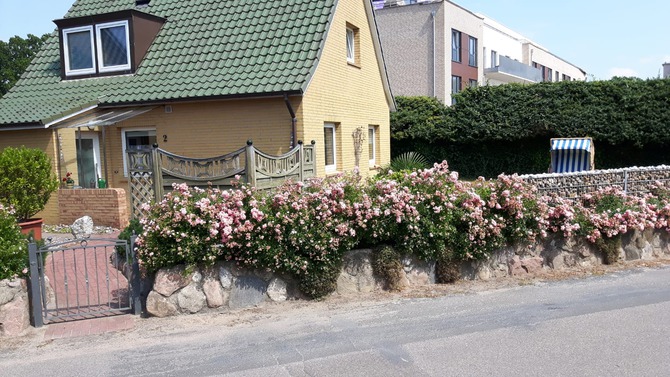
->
[480,16,524,68]
[525,42,586,81]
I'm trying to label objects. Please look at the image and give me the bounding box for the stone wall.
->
[145,229,670,317]
[0,278,30,337]
[4,229,670,330]
[521,165,670,198]
[58,188,129,229]
[145,264,297,317]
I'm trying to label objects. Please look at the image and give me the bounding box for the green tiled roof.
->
[0,0,336,126]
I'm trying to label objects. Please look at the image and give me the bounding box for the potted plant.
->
[63,171,75,188]
[0,146,59,240]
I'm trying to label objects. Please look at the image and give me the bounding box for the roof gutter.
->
[97,90,303,108]
[0,122,45,131]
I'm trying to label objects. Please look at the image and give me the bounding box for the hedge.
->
[392,78,670,178]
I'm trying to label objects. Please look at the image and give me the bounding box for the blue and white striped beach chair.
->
[550,138,594,173]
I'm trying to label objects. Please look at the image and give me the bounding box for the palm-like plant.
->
[388,152,430,172]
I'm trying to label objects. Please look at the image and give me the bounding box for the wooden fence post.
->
[245,140,256,186]
[298,140,304,182]
[151,144,163,202]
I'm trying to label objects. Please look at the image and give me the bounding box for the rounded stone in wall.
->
[267,278,288,302]
[203,276,226,308]
[177,284,206,313]
[146,290,179,318]
[219,266,233,289]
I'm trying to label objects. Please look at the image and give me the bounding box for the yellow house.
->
[0,0,395,225]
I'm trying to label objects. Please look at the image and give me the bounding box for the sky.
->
[0,0,668,80]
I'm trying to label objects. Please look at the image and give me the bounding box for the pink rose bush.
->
[136,162,670,298]
[0,204,28,280]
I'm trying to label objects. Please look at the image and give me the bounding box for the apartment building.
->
[374,0,586,104]
[663,63,670,79]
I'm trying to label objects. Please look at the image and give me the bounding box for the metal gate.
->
[28,236,141,327]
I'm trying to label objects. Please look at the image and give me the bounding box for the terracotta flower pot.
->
[19,218,43,241]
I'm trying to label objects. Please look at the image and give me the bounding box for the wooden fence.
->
[127,140,316,218]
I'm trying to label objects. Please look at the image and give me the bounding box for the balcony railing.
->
[484,55,543,84]
[373,0,438,9]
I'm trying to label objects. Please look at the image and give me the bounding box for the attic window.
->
[63,26,96,76]
[62,21,130,76]
[56,10,166,80]
[346,23,359,66]
[96,21,131,72]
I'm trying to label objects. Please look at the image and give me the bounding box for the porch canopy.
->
[47,106,155,129]
[550,137,595,173]
[47,105,156,187]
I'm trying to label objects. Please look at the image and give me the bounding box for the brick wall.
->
[300,0,392,178]
[58,188,129,229]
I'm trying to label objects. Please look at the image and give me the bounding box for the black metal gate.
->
[28,236,141,327]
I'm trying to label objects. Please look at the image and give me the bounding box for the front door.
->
[76,131,101,188]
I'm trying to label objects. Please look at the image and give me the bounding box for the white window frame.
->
[62,25,96,76]
[324,123,337,173]
[451,29,461,62]
[122,128,156,177]
[368,126,376,166]
[95,21,131,73]
[468,36,477,67]
[346,27,355,63]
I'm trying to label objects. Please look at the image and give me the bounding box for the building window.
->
[346,24,359,65]
[490,50,498,68]
[469,79,478,88]
[451,29,461,62]
[555,71,560,82]
[324,123,337,172]
[122,128,157,176]
[547,68,553,82]
[63,26,96,76]
[451,75,461,105]
[468,36,477,66]
[368,126,377,166]
[63,21,131,77]
[563,74,571,81]
[96,21,131,73]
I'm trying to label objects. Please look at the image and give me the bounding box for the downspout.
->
[76,127,83,187]
[283,93,297,149]
[431,10,436,97]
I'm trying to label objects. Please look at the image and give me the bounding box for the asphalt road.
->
[2,266,670,376]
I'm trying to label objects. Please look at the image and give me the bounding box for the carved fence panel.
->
[250,141,316,190]
[157,147,246,194]
[127,141,316,219]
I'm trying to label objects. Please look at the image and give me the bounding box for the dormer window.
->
[96,21,131,73]
[62,21,130,76]
[63,26,96,76]
[56,10,165,80]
